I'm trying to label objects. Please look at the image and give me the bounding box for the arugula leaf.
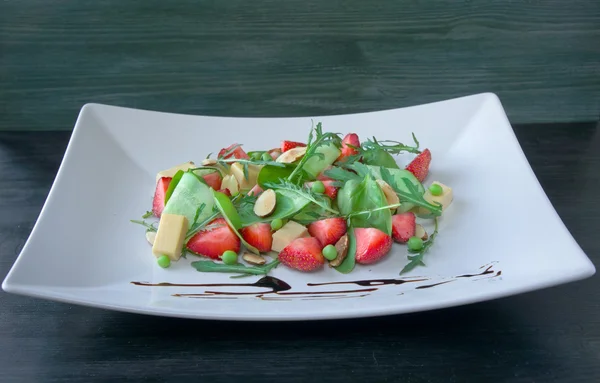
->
[164,169,185,205]
[185,208,220,241]
[212,190,259,254]
[380,167,442,216]
[263,180,339,214]
[238,189,312,227]
[191,258,280,277]
[130,219,157,232]
[218,144,243,159]
[287,122,341,183]
[292,203,336,225]
[337,176,392,235]
[400,218,439,274]
[334,223,357,273]
[142,211,153,219]
[361,134,421,155]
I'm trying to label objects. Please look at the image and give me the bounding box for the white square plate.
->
[2,93,595,321]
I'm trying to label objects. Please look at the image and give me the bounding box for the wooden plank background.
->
[1,0,599,130]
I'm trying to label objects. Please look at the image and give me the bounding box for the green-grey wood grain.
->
[1,0,599,130]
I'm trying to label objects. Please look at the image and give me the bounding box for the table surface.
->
[2,1,600,129]
[0,121,599,382]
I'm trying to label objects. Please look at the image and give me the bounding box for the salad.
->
[132,123,453,277]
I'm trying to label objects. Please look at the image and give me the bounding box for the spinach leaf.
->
[361,149,399,169]
[337,176,392,235]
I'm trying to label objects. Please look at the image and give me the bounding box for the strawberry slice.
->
[187,218,241,259]
[306,179,339,200]
[152,177,172,218]
[278,237,325,272]
[202,171,222,190]
[391,212,416,243]
[354,228,393,265]
[248,184,263,197]
[308,218,347,247]
[337,133,360,161]
[218,143,250,160]
[405,149,431,182]
[281,140,306,153]
[240,223,273,253]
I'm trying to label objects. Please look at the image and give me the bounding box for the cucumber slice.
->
[366,165,425,212]
[163,172,216,224]
[303,143,341,178]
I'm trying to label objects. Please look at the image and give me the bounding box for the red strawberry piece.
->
[337,133,360,161]
[218,143,250,160]
[248,184,263,197]
[240,223,273,253]
[217,188,232,197]
[354,228,393,265]
[278,237,325,272]
[281,140,306,153]
[269,149,281,160]
[405,149,431,183]
[391,212,416,243]
[308,218,347,247]
[202,171,222,190]
[152,177,172,218]
[187,218,240,259]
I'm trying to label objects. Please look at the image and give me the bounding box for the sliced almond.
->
[243,253,266,265]
[253,189,276,217]
[376,180,400,211]
[201,158,217,166]
[276,147,307,164]
[330,234,349,267]
[145,231,157,245]
[415,224,428,240]
[221,174,239,196]
[269,148,282,160]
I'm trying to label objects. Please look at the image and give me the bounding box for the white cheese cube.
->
[424,181,453,211]
[230,163,262,191]
[152,213,189,261]
[271,221,310,252]
[156,161,195,183]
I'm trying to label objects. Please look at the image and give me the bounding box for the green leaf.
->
[337,176,392,235]
[400,218,439,274]
[212,190,261,254]
[380,167,442,216]
[263,180,339,214]
[142,211,153,219]
[191,258,281,276]
[323,166,360,182]
[257,164,296,187]
[361,149,399,169]
[164,169,185,205]
[239,189,311,227]
[334,224,357,273]
[361,135,421,155]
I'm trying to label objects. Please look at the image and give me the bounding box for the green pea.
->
[251,152,262,160]
[262,152,272,162]
[311,181,325,194]
[157,255,171,268]
[270,218,283,231]
[322,244,337,261]
[429,184,443,196]
[407,236,424,251]
[221,250,238,265]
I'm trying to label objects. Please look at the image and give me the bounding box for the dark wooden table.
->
[1,121,598,382]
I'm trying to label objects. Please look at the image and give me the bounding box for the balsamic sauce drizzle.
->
[130,263,502,299]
